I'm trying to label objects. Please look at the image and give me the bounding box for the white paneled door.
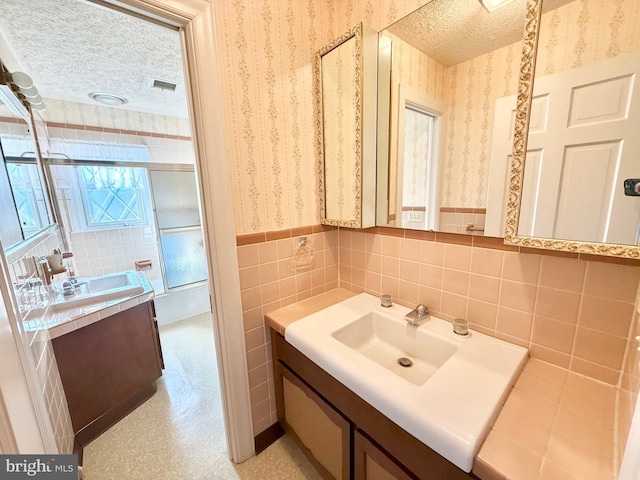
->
[487,52,640,244]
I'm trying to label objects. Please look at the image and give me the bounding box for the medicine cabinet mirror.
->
[376,0,536,235]
[504,0,640,258]
[317,23,378,228]
[0,64,53,251]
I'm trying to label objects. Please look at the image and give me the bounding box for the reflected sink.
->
[285,292,528,472]
[333,310,459,385]
[52,271,144,311]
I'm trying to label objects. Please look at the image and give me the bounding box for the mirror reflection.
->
[319,23,377,228]
[377,0,531,234]
[321,33,360,225]
[516,0,640,246]
[0,82,52,249]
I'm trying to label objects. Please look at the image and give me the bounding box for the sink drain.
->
[397,357,413,367]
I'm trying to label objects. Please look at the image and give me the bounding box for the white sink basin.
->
[285,292,528,472]
[52,271,144,311]
[332,310,459,385]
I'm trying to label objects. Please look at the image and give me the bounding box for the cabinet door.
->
[354,430,417,480]
[278,363,351,479]
[52,301,163,445]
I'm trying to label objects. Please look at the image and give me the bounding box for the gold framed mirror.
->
[317,23,377,228]
[374,0,532,236]
[505,0,640,259]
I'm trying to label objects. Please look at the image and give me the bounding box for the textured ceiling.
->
[0,0,577,118]
[0,0,187,118]
[386,0,576,66]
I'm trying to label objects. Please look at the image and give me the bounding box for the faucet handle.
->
[453,318,469,336]
[416,304,428,316]
[381,294,393,308]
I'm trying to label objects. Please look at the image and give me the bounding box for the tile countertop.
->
[265,288,617,480]
[22,272,155,340]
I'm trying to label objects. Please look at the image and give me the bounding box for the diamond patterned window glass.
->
[78,166,148,228]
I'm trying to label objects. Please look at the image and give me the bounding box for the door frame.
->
[115,0,254,462]
[0,0,255,463]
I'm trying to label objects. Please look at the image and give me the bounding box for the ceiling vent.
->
[149,78,178,92]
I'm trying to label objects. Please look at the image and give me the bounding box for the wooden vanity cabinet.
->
[354,430,415,480]
[278,363,351,479]
[52,300,164,447]
[271,329,477,480]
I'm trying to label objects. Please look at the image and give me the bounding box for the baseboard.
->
[73,438,83,465]
[254,421,285,455]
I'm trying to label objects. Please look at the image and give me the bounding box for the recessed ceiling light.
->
[88,92,128,106]
[479,0,518,13]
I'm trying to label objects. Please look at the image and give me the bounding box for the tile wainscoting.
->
[236,225,340,434]
[237,225,640,437]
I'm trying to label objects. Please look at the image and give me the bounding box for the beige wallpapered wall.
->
[441,40,522,208]
[212,0,424,235]
[34,0,640,231]
[536,0,640,77]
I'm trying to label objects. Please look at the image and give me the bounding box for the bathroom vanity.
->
[48,274,163,447]
[272,330,477,479]
[267,290,527,479]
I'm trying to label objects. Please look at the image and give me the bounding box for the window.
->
[77,165,150,230]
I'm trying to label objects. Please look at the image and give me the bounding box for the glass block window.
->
[77,165,149,229]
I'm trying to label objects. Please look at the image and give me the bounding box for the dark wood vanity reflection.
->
[52,300,164,447]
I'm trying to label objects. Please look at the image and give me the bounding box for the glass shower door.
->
[149,169,207,290]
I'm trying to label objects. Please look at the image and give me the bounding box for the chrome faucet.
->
[404,304,429,326]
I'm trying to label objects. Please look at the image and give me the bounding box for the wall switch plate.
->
[407,211,424,223]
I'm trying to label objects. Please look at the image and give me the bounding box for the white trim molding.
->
[119,0,254,462]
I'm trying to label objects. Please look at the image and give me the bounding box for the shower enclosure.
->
[49,161,210,325]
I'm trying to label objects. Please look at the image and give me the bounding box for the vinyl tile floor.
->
[82,312,322,480]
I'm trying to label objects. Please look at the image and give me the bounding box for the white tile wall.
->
[46,126,196,165]
[69,227,162,283]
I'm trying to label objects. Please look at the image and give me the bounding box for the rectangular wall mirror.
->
[376,0,534,236]
[0,65,53,250]
[505,0,640,259]
[318,23,377,228]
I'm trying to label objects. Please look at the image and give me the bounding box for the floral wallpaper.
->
[441,40,522,208]
[212,0,424,235]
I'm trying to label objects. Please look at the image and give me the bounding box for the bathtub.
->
[150,279,211,326]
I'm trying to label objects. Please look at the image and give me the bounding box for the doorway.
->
[48,161,211,326]
[0,0,253,465]
[395,85,444,230]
